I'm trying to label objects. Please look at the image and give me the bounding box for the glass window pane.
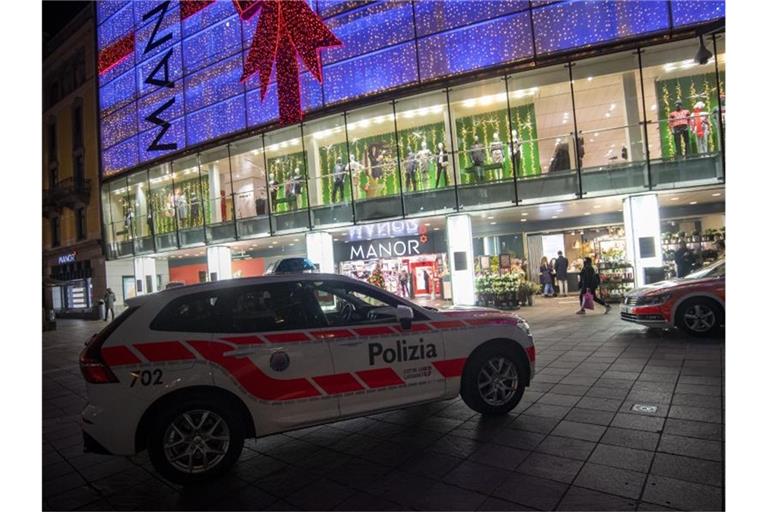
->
[127,170,154,254]
[450,77,517,209]
[148,163,178,251]
[229,136,270,237]
[713,33,725,152]
[170,155,205,247]
[106,176,133,257]
[200,145,236,242]
[508,65,579,204]
[641,37,722,189]
[395,90,457,216]
[345,102,404,221]
[302,114,353,226]
[264,126,309,231]
[571,51,648,197]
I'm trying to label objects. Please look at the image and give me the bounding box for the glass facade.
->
[102,34,725,258]
[96,0,724,175]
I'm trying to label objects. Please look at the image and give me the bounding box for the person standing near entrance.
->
[674,242,695,277]
[577,257,610,314]
[555,251,569,296]
[539,257,554,297]
[103,288,116,322]
[398,269,409,298]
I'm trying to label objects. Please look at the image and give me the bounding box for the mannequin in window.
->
[219,189,227,221]
[435,142,449,187]
[285,168,303,210]
[711,93,725,144]
[621,145,628,161]
[548,139,571,173]
[416,140,433,189]
[255,188,268,215]
[268,172,279,209]
[122,198,134,236]
[510,129,521,176]
[470,135,486,183]
[490,132,504,181]
[669,99,692,158]
[691,101,710,155]
[368,146,384,182]
[176,189,188,226]
[404,148,418,192]
[331,156,346,202]
[576,131,585,168]
[346,154,363,196]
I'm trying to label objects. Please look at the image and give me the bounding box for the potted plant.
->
[475,275,491,306]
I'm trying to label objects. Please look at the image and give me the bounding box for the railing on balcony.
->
[52,177,91,208]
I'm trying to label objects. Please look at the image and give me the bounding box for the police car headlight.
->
[636,292,672,306]
[517,319,531,336]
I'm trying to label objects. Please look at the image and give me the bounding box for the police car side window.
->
[150,292,223,332]
[312,281,419,327]
[220,283,325,333]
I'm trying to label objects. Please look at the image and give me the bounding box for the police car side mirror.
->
[397,305,414,330]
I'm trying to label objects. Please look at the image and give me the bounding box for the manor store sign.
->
[349,239,422,260]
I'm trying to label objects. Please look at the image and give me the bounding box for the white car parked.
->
[80,274,535,483]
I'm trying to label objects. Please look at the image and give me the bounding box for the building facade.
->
[95,0,725,307]
[44,4,105,319]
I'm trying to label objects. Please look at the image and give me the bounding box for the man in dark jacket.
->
[674,242,696,277]
[555,251,569,296]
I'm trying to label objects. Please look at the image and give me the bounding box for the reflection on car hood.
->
[438,306,521,325]
[626,277,714,297]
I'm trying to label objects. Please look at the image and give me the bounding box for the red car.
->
[620,259,725,336]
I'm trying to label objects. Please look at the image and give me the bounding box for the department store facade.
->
[96,0,725,306]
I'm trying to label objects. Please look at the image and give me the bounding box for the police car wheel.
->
[460,342,525,415]
[147,395,245,484]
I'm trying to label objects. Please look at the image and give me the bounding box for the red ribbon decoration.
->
[234,0,342,125]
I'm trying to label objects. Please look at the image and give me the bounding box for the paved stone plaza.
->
[43,297,724,511]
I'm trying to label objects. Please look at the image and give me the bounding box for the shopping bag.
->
[582,289,595,310]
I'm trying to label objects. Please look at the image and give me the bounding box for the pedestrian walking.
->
[103,288,116,322]
[577,257,611,314]
[555,250,569,296]
[539,257,554,297]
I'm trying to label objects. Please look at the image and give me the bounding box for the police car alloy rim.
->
[163,409,231,474]
[478,356,518,406]
[683,304,716,332]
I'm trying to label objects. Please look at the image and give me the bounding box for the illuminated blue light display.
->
[97,0,723,177]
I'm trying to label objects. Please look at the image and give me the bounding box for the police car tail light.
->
[525,346,536,363]
[79,307,136,384]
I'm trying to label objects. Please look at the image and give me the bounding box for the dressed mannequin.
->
[691,101,710,154]
[669,99,692,157]
[470,135,486,183]
[122,198,134,230]
[176,190,188,223]
[490,132,504,181]
[576,131,585,168]
[621,145,628,160]
[404,148,418,192]
[416,141,433,189]
[510,129,521,176]
[331,156,346,202]
[712,94,725,143]
[548,139,571,173]
[219,190,227,221]
[255,188,268,215]
[435,142,449,187]
[190,190,199,222]
[268,172,279,209]
[285,168,303,210]
[346,154,363,197]
[368,146,384,181]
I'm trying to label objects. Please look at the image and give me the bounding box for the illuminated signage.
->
[347,220,421,242]
[58,252,77,264]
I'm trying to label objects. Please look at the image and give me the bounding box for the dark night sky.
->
[43,1,90,43]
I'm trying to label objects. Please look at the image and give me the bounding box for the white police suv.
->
[80,274,535,483]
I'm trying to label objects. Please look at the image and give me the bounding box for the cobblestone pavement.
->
[43,297,724,511]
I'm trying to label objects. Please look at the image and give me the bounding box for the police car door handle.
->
[223,347,260,358]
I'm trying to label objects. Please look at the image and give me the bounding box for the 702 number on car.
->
[129,369,163,387]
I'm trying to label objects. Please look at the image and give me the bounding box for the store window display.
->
[169,156,206,233]
[345,103,402,208]
[395,91,453,192]
[640,37,723,182]
[302,115,352,216]
[264,127,308,216]
[229,136,268,220]
[127,171,153,254]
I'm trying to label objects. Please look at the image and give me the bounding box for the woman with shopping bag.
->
[577,257,611,315]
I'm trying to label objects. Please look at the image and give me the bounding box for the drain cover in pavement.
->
[632,404,658,414]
